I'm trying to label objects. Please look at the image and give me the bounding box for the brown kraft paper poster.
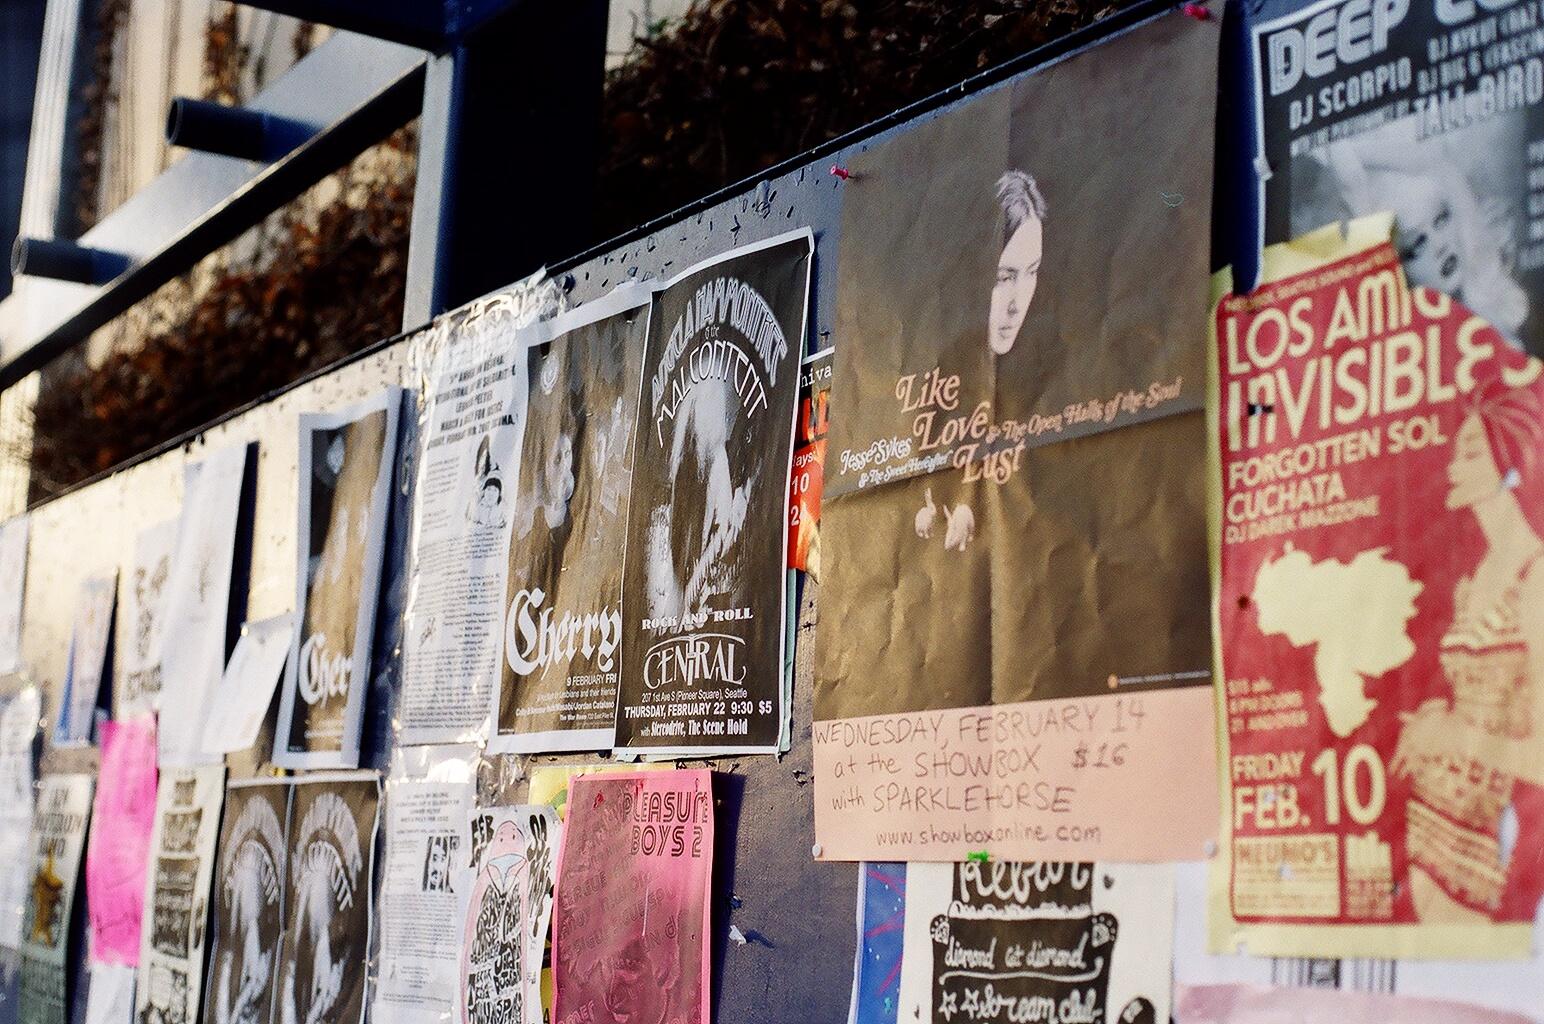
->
[812,8,1221,863]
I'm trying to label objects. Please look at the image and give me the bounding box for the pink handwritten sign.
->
[813,688,1218,862]
[553,770,713,1024]
[85,717,158,965]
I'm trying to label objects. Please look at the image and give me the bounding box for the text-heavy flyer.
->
[159,444,250,768]
[552,771,713,1024]
[493,289,649,754]
[135,766,226,1024]
[1247,0,1544,358]
[276,392,402,769]
[898,862,1174,1024]
[1211,214,1544,958]
[277,774,379,1024]
[371,774,474,1024]
[811,9,1221,863]
[615,232,813,755]
[459,806,557,1024]
[117,517,178,720]
[204,780,291,1024]
[0,687,40,963]
[399,302,527,746]
[18,774,93,1024]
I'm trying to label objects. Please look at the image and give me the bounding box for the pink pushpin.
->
[1181,3,1211,18]
[829,164,852,180]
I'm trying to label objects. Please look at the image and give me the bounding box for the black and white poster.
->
[275,391,403,769]
[276,773,379,1024]
[0,687,40,961]
[491,286,649,754]
[203,780,290,1024]
[0,687,40,1024]
[117,517,178,720]
[614,230,814,755]
[399,297,529,746]
[135,766,225,1024]
[1249,0,1544,356]
[18,774,94,1024]
[159,444,251,768]
[898,862,1174,1024]
[372,764,475,1024]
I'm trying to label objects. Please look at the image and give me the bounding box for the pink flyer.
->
[553,770,714,1024]
[84,716,158,965]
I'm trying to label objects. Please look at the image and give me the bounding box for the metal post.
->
[402,0,609,328]
[165,98,319,163]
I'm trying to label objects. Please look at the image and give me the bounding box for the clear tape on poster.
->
[394,270,567,749]
[368,747,478,1024]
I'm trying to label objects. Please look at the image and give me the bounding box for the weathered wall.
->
[11,7,1177,1019]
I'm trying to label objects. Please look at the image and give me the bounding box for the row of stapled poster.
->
[397,233,813,758]
[0,0,1543,1022]
[0,232,813,1024]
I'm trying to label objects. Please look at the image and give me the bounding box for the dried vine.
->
[592,0,1119,238]
[203,3,246,105]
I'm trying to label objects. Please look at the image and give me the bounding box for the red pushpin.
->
[1180,3,1211,18]
[829,164,852,180]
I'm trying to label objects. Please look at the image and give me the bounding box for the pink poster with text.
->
[84,717,157,965]
[552,770,713,1024]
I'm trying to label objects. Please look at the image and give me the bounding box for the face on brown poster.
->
[812,9,1221,863]
[275,392,402,770]
[492,296,649,754]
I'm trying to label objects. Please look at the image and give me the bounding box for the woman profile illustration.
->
[1394,381,1544,922]
[915,169,1046,551]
